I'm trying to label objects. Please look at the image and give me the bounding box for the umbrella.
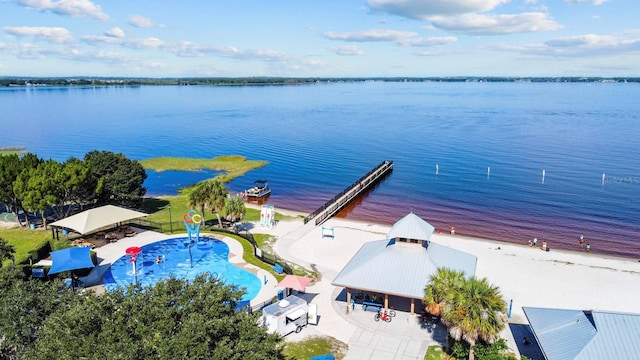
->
[276,275,313,292]
[48,247,95,275]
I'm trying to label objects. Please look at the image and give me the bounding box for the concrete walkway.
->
[82,218,444,359]
[265,217,444,359]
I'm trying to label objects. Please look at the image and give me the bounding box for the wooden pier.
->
[303,160,394,226]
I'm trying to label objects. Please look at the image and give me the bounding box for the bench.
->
[273,263,284,274]
[362,301,383,312]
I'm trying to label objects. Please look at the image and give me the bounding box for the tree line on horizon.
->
[1,76,639,87]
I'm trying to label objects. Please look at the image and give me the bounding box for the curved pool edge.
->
[84,230,278,307]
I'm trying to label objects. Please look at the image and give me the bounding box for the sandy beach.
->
[250,204,640,325]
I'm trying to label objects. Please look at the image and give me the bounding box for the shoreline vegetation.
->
[0,146,26,152]
[139,155,268,183]
[2,76,640,87]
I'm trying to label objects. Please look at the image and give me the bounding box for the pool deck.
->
[82,228,278,307]
[81,221,444,359]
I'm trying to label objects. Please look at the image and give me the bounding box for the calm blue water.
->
[2,82,639,257]
[102,237,261,300]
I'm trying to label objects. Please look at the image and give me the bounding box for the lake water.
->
[2,82,639,258]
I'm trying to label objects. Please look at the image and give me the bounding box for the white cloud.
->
[329,45,364,56]
[82,34,166,49]
[4,26,74,43]
[367,0,509,19]
[128,15,162,28]
[121,37,165,49]
[18,0,109,21]
[495,33,640,57]
[565,0,608,5]
[367,0,561,36]
[544,34,640,54]
[82,34,120,45]
[399,36,458,47]
[323,29,457,48]
[105,27,125,38]
[323,29,418,42]
[428,12,561,35]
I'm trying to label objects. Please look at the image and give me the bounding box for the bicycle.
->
[374,309,392,322]
[387,306,396,317]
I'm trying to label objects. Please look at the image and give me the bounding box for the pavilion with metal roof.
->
[523,307,640,360]
[331,212,477,314]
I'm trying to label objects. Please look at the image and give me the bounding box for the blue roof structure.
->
[523,307,640,360]
[48,247,95,275]
[331,213,476,299]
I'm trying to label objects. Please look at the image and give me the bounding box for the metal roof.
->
[386,212,435,242]
[523,307,640,360]
[332,239,476,299]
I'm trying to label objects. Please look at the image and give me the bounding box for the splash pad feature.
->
[183,210,203,268]
[125,246,142,284]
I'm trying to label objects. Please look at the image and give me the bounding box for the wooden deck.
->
[304,160,393,226]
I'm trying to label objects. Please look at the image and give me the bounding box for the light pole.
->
[168,204,173,233]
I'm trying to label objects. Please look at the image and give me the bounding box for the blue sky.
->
[1,0,638,77]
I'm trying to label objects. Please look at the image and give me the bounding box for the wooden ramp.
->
[303,160,393,226]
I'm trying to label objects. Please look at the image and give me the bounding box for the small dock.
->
[304,160,393,226]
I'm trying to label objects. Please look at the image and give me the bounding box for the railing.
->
[304,160,393,225]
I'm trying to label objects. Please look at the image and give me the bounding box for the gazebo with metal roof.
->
[523,307,640,360]
[332,212,477,314]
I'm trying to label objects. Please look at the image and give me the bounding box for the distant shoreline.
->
[2,76,640,87]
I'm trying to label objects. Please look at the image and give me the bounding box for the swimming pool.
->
[103,237,262,301]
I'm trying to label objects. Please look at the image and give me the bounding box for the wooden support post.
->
[346,288,351,314]
[410,298,415,315]
[384,293,389,309]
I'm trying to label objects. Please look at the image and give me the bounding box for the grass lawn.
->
[140,195,294,227]
[0,227,52,267]
[282,336,348,360]
[425,345,446,360]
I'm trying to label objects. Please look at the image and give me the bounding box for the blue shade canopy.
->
[48,247,95,275]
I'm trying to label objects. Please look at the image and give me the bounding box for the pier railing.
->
[304,160,393,225]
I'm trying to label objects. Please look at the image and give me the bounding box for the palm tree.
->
[424,269,507,360]
[224,195,245,224]
[423,267,465,316]
[187,179,229,227]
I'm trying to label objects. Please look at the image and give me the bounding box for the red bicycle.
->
[374,309,392,322]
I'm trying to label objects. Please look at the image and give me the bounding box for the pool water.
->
[103,237,262,301]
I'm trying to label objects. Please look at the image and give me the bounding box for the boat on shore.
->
[244,180,271,198]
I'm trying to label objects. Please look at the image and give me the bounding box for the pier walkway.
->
[303,160,393,226]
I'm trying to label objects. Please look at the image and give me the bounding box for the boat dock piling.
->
[303,160,394,226]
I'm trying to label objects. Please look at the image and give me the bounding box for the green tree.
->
[424,268,507,360]
[423,267,466,316]
[84,150,147,208]
[0,153,41,227]
[49,157,96,220]
[224,195,246,224]
[188,179,229,227]
[444,277,507,360]
[22,274,285,360]
[0,238,15,268]
[13,159,60,228]
[0,276,77,358]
